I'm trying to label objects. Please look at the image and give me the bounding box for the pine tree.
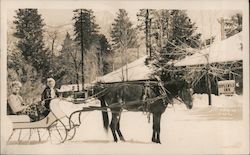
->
[73,9,99,50]
[97,34,112,75]
[14,9,49,76]
[111,9,138,80]
[59,32,81,88]
[151,10,172,57]
[151,10,201,74]
[61,32,75,57]
[141,10,202,82]
[137,9,155,56]
[111,9,138,51]
[73,9,99,86]
[163,10,201,61]
[13,9,50,80]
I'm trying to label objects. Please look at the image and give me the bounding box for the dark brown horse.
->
[93,80,193,144]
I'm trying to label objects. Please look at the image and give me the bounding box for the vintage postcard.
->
[1,0,249,154]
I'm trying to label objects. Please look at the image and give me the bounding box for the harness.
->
[141,80,170,112]
[142,82,150,112]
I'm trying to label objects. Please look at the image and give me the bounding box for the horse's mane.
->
[164,80,188,97]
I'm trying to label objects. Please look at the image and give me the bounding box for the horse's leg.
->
[116,117,125,141]
[110,112,118,142]
[152,131,156,142]
[155,114,162,144]
[152,113,157,143]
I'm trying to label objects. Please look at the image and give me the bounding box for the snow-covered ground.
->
[1,94,249,154]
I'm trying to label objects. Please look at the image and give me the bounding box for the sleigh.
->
[6,96,115,145]
[7,98,77,144]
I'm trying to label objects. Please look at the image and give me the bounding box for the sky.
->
[7,9,241,42]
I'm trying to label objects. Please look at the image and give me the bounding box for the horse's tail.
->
[100,98,109,132]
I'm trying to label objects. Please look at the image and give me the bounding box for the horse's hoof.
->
[156,140,161,144]
[119,136,125,141]
[151,138,156,143]
[120,138,126,142]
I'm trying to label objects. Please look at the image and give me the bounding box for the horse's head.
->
[178,84,193,109]
[92,83,123,101]
[92,83,106,98]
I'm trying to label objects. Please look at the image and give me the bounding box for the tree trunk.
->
[121,49,125,81]
[125,46,128,81]
[72,54,79,92]
[149,19,152,58]
[145,9,149,55]
[80,10,85,93]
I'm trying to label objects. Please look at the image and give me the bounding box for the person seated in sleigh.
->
[41,78,60,116]
[7,81,46,122]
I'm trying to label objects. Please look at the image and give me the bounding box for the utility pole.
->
[207,15,213,106]
[206,64,212,106]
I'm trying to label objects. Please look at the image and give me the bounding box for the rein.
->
[62,87,109,103]
[158,82,184,104]
[27,97,57,106]
[107,93,169,111]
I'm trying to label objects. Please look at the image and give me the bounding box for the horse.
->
[93,80,193,144]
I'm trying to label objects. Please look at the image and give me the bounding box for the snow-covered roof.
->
[94,55,154,83]
[174,32,243,67]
